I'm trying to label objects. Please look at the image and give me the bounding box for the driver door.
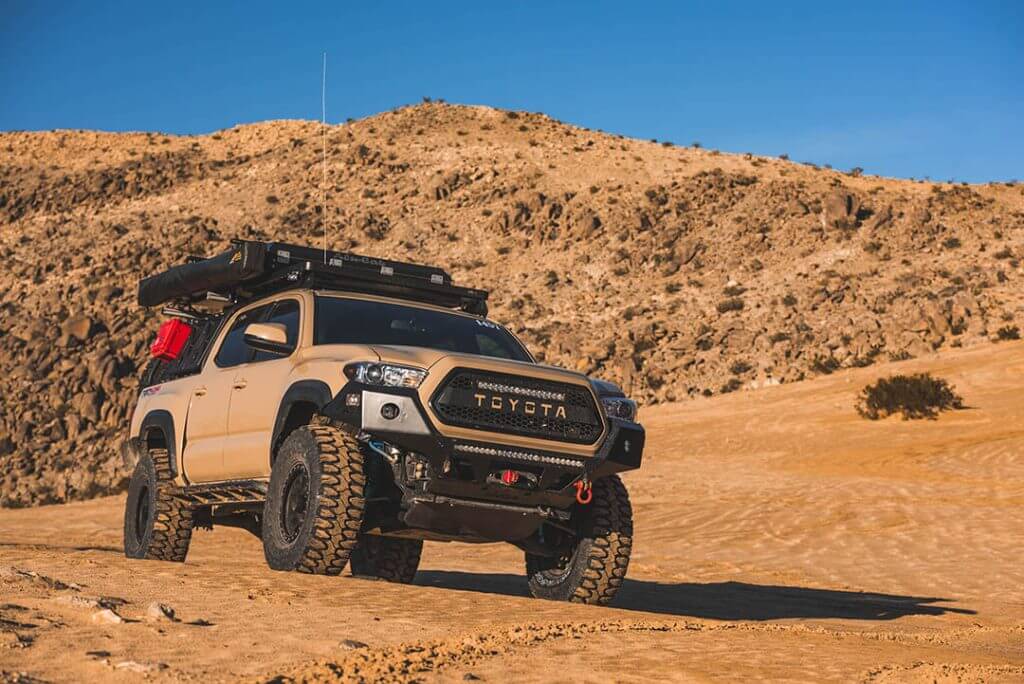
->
[182,303,271,483]
[222,298,302,480]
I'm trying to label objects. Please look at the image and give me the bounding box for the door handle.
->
[233,379,248,390]
[193,387,207,397]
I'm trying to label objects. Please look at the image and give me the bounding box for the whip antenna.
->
[321,52,328,264]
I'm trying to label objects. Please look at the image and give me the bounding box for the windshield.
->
[314,295,532,362]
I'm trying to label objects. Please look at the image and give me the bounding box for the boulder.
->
[820,190,861,230]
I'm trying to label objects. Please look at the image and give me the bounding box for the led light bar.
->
[453,443,584,468]
[475,381,565,402]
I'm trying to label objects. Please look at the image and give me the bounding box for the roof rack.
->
[138,240,489,316]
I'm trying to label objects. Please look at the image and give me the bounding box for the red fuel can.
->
[150,319,192,361]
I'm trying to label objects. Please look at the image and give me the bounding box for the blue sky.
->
[2,2,1021,182]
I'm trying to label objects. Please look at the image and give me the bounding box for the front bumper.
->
[321,381,644,541]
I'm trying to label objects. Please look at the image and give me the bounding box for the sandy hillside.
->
[1,342,1022,683]
[2,103,1024,507]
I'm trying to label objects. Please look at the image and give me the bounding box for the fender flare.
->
[269,380,334,462]
[138,409,178,478]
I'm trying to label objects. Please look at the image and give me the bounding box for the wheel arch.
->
[138,410,177,478]
[270,380,334,465]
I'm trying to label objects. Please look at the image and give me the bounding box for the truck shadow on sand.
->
[415,571,976,621]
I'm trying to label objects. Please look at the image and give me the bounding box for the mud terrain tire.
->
[123,448,193,561]
[262,424,365,574]
[350,534,423,583]
[524,474,633,605]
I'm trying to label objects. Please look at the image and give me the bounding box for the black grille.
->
[431,369,603,445]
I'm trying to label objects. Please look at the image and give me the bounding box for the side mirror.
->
[243,322,292,355]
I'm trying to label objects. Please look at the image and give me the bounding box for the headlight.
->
[344,362,427,389]
[601,397,638,422]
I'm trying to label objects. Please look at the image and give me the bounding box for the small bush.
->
[996,325,1020,341]
[856,373,964,420]
[811,356,841,375]
[716,298,744,313]
[769,332,791,344]
[723,284,746,297]
[719,378,743,394]
[265,195,279,204]
[729,360,752,375]
[943,237,961,249]
[782,293,797,307]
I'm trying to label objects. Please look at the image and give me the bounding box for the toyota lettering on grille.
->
[472,392,568,419]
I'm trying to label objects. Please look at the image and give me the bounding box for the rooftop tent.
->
[136,240,489,316]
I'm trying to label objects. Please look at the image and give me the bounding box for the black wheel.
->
[262,424,366,574]
[524,474,633,606]
[350,534,422,584]
[123,448,193,561]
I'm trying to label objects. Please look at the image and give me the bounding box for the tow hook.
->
[574,477,593,505]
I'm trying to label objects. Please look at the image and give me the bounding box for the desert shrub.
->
[729,360,752,375]
[716,298,744,313]
[811,355,841,375]
[994,247,1013,259]
[782,293,797,306]
[723,285,746,297]
[996,325,1020,341]
[943,237,961,249]
[856,373,964,420]
[719,378,743,394]
[769,332,791,344]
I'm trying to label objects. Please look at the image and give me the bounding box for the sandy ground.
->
[2,342,1023,683]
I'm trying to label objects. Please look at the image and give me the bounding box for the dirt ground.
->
[2,342,1022,683]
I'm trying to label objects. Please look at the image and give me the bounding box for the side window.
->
[214,304,271,368]
[252,299,301,363]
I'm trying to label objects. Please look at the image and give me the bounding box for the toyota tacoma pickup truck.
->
[122,240,644,605]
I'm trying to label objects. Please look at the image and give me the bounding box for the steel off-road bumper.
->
[320,382,644,543]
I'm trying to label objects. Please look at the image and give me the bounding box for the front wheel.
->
[350,534,422,583]
[261,424,366,575]
[524,474,633,606]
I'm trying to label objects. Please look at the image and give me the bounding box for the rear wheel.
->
[261,424,366,574]
[524,474,633,605]
[123,448,193,561]
[350,534,422,583]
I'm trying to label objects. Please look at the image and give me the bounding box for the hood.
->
[370,345,589,384]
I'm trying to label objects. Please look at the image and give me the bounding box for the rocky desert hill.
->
[1,102,1022,506]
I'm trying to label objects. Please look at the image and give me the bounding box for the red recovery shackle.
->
[574,480,593,505]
